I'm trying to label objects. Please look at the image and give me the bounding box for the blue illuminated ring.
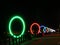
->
[40,25,47,33]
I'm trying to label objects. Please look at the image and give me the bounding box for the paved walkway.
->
[21,33,60,45]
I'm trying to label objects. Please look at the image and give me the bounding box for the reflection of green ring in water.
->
[8,16,26,38]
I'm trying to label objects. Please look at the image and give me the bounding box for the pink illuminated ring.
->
[30,23,41,34]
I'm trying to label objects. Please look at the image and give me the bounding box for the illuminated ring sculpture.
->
[40,25,47,33]
[30,23,40,34]
[46,27,49,33]
[8,16,25,38]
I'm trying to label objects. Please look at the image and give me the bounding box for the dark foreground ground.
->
[21,33,60,45]
[0,33,60,45]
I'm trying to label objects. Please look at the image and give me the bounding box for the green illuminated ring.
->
[8,16,25,38]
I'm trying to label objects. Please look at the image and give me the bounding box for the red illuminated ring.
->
[30,23,41,34]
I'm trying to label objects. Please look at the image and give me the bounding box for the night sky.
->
[0,7,60,37]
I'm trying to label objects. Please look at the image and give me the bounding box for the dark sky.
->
[0,7,60,37]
